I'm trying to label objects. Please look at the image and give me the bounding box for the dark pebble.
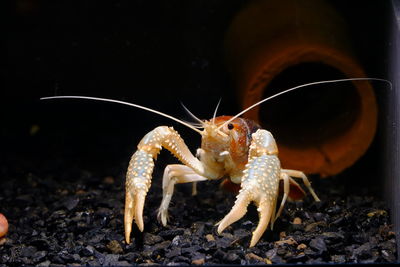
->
[233,228,250,240]
[213,249,226,260]
[287,252,307,263]
[191,222,205,236]
[104,254,120,266]
[309,237,327,254]
[331,254,346,263]
[266,248,284,264]
[107,240,124,254]
[96,207,113,217]
[21,246,37,258]
[321,231,344,241]
[63,196,80,210]
[181,245,201,255]
[291,223,304,232]
[144,233,164,245]
[80,245,95,256]
[33,251,47,263]
[166,247,181,258]
[159,229,185,239]
[216,235,234,248]
[172,255,191,263]
[241,220,254,230]
[224,252,240,263]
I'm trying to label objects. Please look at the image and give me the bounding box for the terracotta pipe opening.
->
[224,0,378,176]
[260,62,361,149]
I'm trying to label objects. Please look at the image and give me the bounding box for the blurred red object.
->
[0,213,8,238]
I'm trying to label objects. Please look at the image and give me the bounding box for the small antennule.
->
[212,98,222,125]
[180,102,204,126]
[40,96,203,135]
[217,78,392,131]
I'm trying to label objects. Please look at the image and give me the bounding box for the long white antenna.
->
[217,78,392,131]
[40,96,203,135]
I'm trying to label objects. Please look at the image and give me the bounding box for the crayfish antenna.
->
[40,96,203,135]
[180,102,205,128]
[217,77,392,131]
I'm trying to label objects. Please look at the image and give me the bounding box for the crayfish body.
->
[124,115,320,247]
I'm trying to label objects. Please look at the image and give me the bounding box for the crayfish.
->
[42,78,388,247]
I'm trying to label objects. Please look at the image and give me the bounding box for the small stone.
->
[327,204,341,214]
[216,236,233,248]
[115,260,132,266]
[159,228,185,239]
[224,253,239,263]
[166,247,181,258]
[106,240,123,254]
[275,237,297,246]
[331,254,346,263]
[37,260,51,267]
[154,240,171,251]
[313,212,326,221]
[33,251,47,262]
[309,237,327,254]
[205,234,215,242]
[367,209,387,217]
[266,248,284,264]
[29,238,50,250]
[21,246,38,257]
[352,242,372,259]
[233,228,249,239]
[287,252,306,262]
[241,220,254,230]
[213,249,226,260]
[144,233,163,245]
[321,232,344,240]
[104,254,120,266]
[191,222,205,236]
[297,243,307,250]
[305,221,327,232]
[80,245,95,256]
[293,217,302,224]
[245,252,272,264]
[279,231,287,239]
[171,235,181,246]
[191,258,205,265]
[63,196,80,210]
[381,249,396,262]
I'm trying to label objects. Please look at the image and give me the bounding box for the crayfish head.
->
[200,116,251,162]
[200,117,233,156]
[201,119,230,143]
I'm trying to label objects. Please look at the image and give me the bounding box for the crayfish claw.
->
[124,150,154,244]
[124,184,147,243]
[124,192,134,244]
[217,194,250,234]
[217,130,281,247]
[249,200,274,247]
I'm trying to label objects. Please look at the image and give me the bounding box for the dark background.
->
[2,0,393,186]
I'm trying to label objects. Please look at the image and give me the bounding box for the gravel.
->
[0,157,397,265]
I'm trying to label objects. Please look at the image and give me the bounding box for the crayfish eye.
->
[227,123,234,130]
